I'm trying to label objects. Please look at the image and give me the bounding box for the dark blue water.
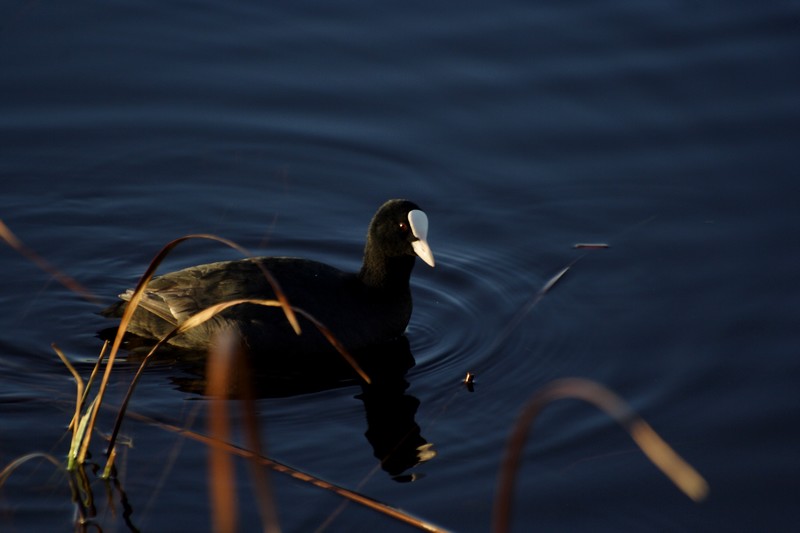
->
[2,1,799,531]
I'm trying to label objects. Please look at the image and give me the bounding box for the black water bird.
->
[102,199,435,360]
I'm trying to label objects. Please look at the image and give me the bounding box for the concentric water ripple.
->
[406,244,586,403]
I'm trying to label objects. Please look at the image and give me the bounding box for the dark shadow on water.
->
[354,336,435,480]
[104,330,435,479]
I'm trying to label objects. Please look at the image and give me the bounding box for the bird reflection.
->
[355,336,436,480]
[166,335,435,479]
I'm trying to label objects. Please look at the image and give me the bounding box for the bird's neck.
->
[358,247,415,292]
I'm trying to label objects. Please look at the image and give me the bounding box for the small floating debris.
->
[463,372,475,392]
[573,243,610,249]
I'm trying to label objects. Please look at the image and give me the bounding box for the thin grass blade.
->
[52,343,85,436]
[80,340,108,413]
[540,265,570,295]
[0,218,100,304]
[73,396,100,468]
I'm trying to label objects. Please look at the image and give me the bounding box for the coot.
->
[103,199,435,358]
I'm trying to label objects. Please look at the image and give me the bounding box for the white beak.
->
[408,209,435,267]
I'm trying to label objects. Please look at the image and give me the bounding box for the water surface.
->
[2,1,799,531]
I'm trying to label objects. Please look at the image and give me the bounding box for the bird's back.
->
[112,256,412,357]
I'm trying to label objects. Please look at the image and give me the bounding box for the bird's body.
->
[103,199,434,361]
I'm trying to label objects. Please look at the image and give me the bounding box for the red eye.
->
[399,222,408,231]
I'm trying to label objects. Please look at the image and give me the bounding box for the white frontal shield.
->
[408,209,435,267]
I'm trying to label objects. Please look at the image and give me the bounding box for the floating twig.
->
[573,243,610,249]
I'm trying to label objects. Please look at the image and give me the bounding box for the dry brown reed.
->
[492,377,709,533]
[0,453,64,486]
[207,331,240,533]
[119,407,450,532]
[104,296,371,469]
[1,220,708,532]
[90,233,301,475]
[0,218,101,304]
[206,330,281,533]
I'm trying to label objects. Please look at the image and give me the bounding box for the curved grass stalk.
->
[0,218,101,304]
[492,378,709,533]
[52,341,110,472]
[82,233,299,468]
[52,344,85,469]
[104,298,370,472]
[0,453,64,486]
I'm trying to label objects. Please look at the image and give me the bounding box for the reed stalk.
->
[492,378,709,533]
